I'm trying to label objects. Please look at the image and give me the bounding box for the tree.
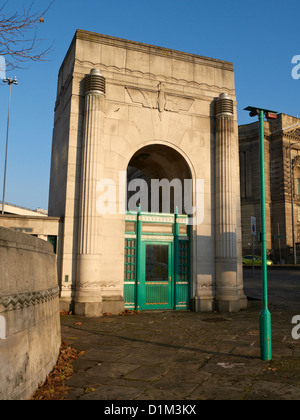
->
[0,0,55,71]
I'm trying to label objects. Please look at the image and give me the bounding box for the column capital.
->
[84,68,106,96]
[215,93,234,118]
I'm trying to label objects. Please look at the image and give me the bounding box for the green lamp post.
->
[244,106,277,361]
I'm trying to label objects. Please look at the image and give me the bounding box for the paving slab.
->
[59,270,300,401]
[60,306,300,401]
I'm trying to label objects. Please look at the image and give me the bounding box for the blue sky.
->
[0,0,299,210]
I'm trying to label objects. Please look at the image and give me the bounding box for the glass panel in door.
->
[142,242,173,309]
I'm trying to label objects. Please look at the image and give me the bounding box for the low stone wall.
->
[0,227,61,400]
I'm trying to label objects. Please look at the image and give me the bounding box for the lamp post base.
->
[260,308,272,361]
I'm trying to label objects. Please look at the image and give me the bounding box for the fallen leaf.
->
[60,310,72,316]
[84,387,97,394]
[31,342,79,400]
[119,309,140,316]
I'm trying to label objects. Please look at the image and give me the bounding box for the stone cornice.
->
[75,29,234,72]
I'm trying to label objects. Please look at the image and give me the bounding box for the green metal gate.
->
[124,210,190,311]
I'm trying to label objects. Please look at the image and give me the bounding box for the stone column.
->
[215,93,240,312]
[74,69,106,317]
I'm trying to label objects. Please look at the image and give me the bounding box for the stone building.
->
[0,202,62,251]
[0,202,63,280]
[239,113,300,263]
[48,30,247,316]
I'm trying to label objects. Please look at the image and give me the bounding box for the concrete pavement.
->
[60,270,300,401]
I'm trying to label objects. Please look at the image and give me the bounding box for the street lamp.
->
[1,76,18,215]
[244,106,277,361]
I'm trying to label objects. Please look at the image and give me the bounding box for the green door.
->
[141,242,173,310]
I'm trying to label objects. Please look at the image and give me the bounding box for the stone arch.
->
[125,143,195,215]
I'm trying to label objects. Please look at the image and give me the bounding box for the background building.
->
[239,114,300,264]
[0,201,63,279]
[0,202,48,217]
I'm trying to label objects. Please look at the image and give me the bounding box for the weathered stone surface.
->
[0,227,61,401]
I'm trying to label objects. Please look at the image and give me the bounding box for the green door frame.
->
[124,209,190,311]
[140,241,173,310]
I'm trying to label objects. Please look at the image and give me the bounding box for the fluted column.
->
[215,93,240,312]
[74,69,106,317]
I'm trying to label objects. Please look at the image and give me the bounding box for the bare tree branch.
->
[0,0,55,70]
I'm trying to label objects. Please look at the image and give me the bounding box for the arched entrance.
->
[124,144,193,311]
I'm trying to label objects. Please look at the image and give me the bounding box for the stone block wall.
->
[0,227,61,400]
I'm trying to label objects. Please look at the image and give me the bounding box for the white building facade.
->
[49,30,246,316]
